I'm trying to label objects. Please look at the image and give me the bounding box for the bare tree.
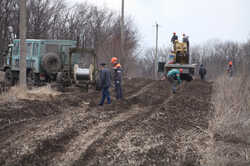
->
[26,0,66,39]
[0,0,19,52]
[191,40,242,79]
[138,47,169,79]
[0,0,140,78]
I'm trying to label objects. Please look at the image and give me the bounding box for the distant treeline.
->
[138,39,250,79]
[0,0,139,75]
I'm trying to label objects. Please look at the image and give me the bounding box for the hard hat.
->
[111,57,118,64]
[179,68,183,73]
[229,61,232,65]
[173,32,176,34]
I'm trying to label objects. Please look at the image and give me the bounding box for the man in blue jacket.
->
[99,63,111,106]
[165,68,183,93]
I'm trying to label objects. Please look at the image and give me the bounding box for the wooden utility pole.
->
[155,23,159,80]
[19,0,27,88]
[120,0,125,60]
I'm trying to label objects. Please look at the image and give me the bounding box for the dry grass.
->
[212,75,250,134]
[0,85,61,103]
[172,128,212,165]
[199,74,250,165]
[178,74,250,165]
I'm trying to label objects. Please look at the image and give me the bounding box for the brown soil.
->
[0,78,213,166]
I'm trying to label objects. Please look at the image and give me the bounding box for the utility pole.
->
[155,23,159,80]
[120,0,125,60]
[19,0,27,88]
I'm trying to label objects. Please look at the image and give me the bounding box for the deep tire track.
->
[12,128,79,166]
[50,80,172,166]
[71,80,213,166]
[0,79,212,166]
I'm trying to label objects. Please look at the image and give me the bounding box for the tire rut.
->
[50,81,172,166]
[50,105,146,166]
[0,79,212,166]
[0,80,153,166]
[72,81,212,166]
[0,104,89,166]
[71,96,175,166]
[11,128,78,166]
[125,81,156,100]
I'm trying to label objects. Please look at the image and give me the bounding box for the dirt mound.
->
[0,79,213,166]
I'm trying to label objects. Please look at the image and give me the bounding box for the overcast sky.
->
[67,0,250,48]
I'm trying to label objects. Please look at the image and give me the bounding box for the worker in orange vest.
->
[227,61,233,77]
[111,57,123,100]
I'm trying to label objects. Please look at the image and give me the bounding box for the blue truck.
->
[0,39,98,88]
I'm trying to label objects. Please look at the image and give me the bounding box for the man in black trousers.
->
[99,63,111,106]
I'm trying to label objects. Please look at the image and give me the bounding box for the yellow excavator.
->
[158,36,196,81]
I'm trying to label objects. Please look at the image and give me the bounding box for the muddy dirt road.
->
[0,78,212,166]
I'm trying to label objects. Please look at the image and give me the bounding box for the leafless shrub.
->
[0,0,140,77]
[138,47,170,79]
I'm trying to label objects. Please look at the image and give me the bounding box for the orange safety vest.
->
[113,63,121,69]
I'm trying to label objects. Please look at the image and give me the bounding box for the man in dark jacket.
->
[99,63,111,106]
[182,34,190,55]
[199,64,207,80]
[111,57,123,100]
[171,32,178,44]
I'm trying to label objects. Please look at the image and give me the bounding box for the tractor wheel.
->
[42,53,61,74]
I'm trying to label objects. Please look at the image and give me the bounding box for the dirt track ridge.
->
[52,106,147,166]
[0,79,213,166]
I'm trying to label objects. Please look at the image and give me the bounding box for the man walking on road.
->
[164,68,183,94]
[199,64,207,80]
[111,57,123,100]
[99,63,111,106]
